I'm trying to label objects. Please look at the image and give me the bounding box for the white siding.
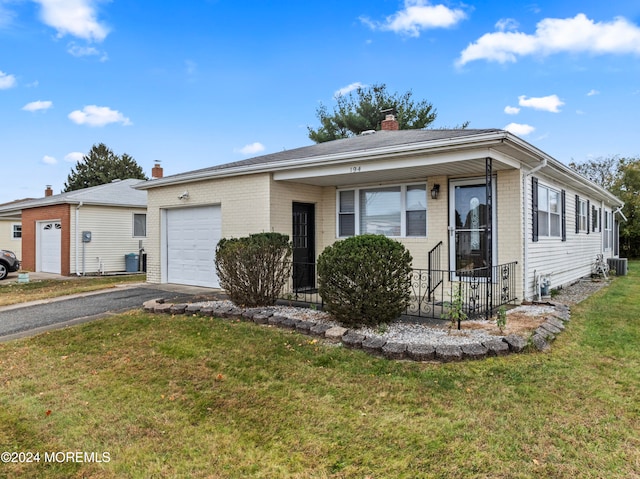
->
[70,205,147,275]
[0,220,22,259]
[526,173,611,300]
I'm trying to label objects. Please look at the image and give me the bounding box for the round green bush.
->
[317,234,413,328]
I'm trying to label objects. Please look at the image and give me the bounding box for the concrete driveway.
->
[0,279,221,342]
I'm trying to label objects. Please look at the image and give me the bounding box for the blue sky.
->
[2,0,640,203]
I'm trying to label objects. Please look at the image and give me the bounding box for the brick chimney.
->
[45,185,53,197]
[381,113,399,131]
[151,162,163,179]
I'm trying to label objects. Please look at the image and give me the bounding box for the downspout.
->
[613,205,627,222]
[523,158,548,300]
[75,202,83,276]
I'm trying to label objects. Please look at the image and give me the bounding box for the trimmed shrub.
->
[215,233,292,307]
[317,234,413,328]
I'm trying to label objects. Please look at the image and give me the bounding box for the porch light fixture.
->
[431,184,440,200]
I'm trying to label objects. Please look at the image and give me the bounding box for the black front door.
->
[292,202,315,291]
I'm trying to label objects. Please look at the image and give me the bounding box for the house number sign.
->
[349,166,362,173]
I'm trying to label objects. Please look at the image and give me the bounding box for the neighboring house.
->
[0,199,31,259]
[135,116,624,304]
[0,179,148,276]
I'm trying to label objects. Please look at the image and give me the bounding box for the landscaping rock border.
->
[142,298,574,363]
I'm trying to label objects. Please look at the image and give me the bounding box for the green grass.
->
[0,274,145,306]
[0,266,638,478]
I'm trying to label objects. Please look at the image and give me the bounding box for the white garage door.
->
[166,206,221,288]
[38,221,62,274]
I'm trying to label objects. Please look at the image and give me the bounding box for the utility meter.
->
[82,231,92,243]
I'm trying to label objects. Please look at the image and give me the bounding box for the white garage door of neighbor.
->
[166,206,221,288]
[38,221,62,274]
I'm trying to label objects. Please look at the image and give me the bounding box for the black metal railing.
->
[408,261,518,322]
[279,260,519,321]
[280,261,323,307]
[427,241,443,301]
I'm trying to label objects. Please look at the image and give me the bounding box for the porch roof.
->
[138,129,542,186]
[135,128,622,207]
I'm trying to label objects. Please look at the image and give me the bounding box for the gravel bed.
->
[192,277,608,347]
[551,278,609,305]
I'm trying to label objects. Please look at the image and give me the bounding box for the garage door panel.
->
[166,206,221,288]
[38,222,62,274]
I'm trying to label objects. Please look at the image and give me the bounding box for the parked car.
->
[0,249,20,280]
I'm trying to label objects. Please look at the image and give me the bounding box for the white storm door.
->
[38,221,62,274]
[166,206,221,288]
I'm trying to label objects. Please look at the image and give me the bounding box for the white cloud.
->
[0,70,17,89]
[67,42,108,60]
[68,105,132,127]
[504,123,535,136]
[587,89,600,96]
[504,105,520,115]
[334,82,365,98]
[235,142,265,155]
[495,18,519,32]
[457,13,640,66]
[64,151,84,162]
[518,94,564,112]
[22,100,53,112]
[34,0,109,42]
[361,0,466,37]
[42,155,57,165]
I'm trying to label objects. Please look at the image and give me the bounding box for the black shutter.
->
[599,208,602,232]
[532,177,539,242]
[587,200,590,235]
[575,195,580,234]
[562,190,567,242]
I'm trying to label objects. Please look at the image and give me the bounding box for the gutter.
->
[75,201,83,276]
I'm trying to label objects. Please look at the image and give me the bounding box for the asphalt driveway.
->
[0,284,219,342]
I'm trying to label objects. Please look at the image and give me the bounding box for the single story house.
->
[0,179,148,276]
[136,116,624,308]
[0,199,29,259]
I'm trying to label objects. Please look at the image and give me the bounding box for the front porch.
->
[281,259,519,324]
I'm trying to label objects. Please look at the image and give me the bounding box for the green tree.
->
[308,83,441,143]
[63,143,148,192]
[613,159,640,258]
[568,156,620,190]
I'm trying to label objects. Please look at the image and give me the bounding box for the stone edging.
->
[142,299,572,362]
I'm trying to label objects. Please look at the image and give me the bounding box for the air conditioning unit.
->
[607,258,628,276]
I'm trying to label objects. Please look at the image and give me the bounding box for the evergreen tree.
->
[63,143,148,192]
[307,83,441,143]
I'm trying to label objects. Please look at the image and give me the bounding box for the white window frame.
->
[538,183,562,238]
[604,210,612,250]
[11,223,21,240]
[578,199,588,233]
[336,183,428,238]
[133,213,147,238]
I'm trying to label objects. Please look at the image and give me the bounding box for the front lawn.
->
[0,266,638,478]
